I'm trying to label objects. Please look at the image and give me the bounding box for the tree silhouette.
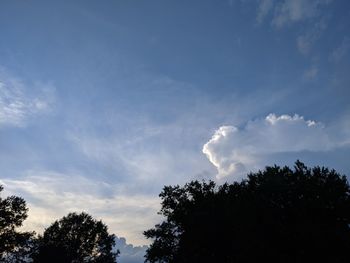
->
[32,212,118,263]
[144,161,350,263]
[0,185,34,262]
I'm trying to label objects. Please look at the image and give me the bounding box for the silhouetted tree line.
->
[1,161,350,262]
[144,161,350,263]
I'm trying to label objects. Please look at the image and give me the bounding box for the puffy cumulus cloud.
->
[0,171,161,246]
[203,113,346,180]
[202,126,249,179]
[0,69,55,127]
[114,236,147,263]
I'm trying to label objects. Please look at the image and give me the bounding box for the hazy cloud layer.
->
[203,113,347,180]
[0,171,161,246]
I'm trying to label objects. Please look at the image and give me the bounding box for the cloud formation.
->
[203,113,346,180]
[115,236,147,263]
[0,70,54,127]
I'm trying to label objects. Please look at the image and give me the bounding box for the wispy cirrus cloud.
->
[67,116,213,186]
[0,69,54,127]
[256,0,275,24]
[203,113,348,180]
[270,0,332,28]
[255,0,332,63]
[296,16,328,55]
[303,65,319,80]
[329,37,350,63]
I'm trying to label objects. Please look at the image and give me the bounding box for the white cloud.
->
[0,171,161,246]
[0,69,54,127]
[203,113,346,180]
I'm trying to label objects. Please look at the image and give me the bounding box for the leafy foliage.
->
[0,185,34,262]
[144,161,350,262]
[32,212,118,263]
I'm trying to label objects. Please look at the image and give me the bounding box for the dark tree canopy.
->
[0,185,34,262]
[32,212,118,263]
[144,161,350,263]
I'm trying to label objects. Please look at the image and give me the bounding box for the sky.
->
[0,0,350,262]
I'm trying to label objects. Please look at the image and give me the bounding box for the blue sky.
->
[0,0,350,261]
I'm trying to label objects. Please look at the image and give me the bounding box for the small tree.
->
[0,185,34,262]
[33,212,118,263]
[144,161,350,263]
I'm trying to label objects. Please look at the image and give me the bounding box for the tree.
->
[32,212,118,263]
[144,161,350,263]
[0,185,34,262]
